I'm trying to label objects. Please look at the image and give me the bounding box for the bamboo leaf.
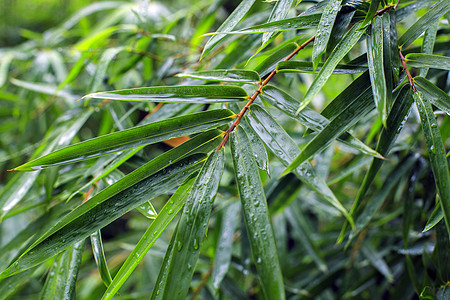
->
[91,231,113,287]
[240,119,270,175]
[282,87,374,176]
[230,127,285,300]
[212,202,240,291]
[405,53,450,71]
[413,91,450,237]
[89,47,125,92]
[247,104,354,227]
[82,85,248,103]
[13,109,234,171]
[262,0,295,47]
[359,0,380,29]
[252,42,299,77]
[102,175,196,300]
[361,244,394,283]
[367,16,387,126]
[158,150,225,299]
[398,0,450,49]
[0,154,207,279]
[276,61,366,74]
[419,20,439,77]
[414,76,450,115]
[312,0,343,69]
[423,197,444,232]
[176,70,260,83]
[260,85,381,158]
[201,0,257,59]
[297,24,365,114]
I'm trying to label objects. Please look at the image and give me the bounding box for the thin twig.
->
[398,48,417,93]
[217,36,316,150]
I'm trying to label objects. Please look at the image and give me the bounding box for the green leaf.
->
[419,20,439,77]
[201,0,257,59]
[247,104,354,227]
[210,13,321,35]
[252,42,299,77]
[13,109,234,171]
[276,61,366,74]
[102,175,196,300]
[0,268,37,300]
[312,0,343,69]
[90,231,113,288]
[176,70,260,83]
[0,52,14,88]
[212,201,240,291]
[158,150,225,299]
[339,84,413,242]
[296,23,365,114]
[240,118,270,175]
[398,0,450,49]
[260,85,381,158]
[39,240,84,300]
[414,76,450,115]
[282,87,374,176]
[230,127,285,300]
[0,154,206,279]
[89,47,125,92]
[423,197,444,232]
[82,85,248,103]
[359,0,380,29]
[413,91,450,238]
[367,16,388,126]
[361,243,394,283]
[262,0,294,47]
[405,53,450,71]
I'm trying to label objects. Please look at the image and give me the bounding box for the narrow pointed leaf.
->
[0,154,206,279]
[247,104,354,227]
[283,87,374,176]
[13,109,234,171]
[405,53,450,71]
[276,61,366,74]
[82,85,248,103]
[361,244,394,283]
[201,0,256,59]
[210,13,321,35]
[359,0,380,29]
[212,202,240,291]
[262,0,295,47]
[367,17,387,126]
[176,70,260,83]
[89,47,125,92]
[260,85,381,158]
[414,76,450,115]
[230,127,285,300]
[413,91,450,237]
[91,231,113,287]
[102,175,196,300]
[160,150,225,299]
[419,20,439,77]
[398,0,450,49]
[423,198,444,232]
[312,0,343,69]
[297,24,365,114]
[252,42,299,77]
[240,119,270,175]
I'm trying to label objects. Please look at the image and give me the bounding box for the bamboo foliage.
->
[0,0,449,299]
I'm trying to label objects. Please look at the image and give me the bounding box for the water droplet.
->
[254,201,260,207]
[430,145,435,154]
[256,257,262,264]
[153,230,158,236]
[193,238,199,250]
[177,240,183,251]
[168,209,174,215]
[431,123,437,128]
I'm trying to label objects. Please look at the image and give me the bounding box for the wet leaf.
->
[176,70,260,83]
[276,61,366,74]
[405,53,450,71]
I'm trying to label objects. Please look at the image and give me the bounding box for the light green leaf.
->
[276,61,366,74]
[398,0,450,49]
[89,47,125,92]
[367,16,387,126]
[414,77,450,116]
[359,0,381,29]
[13,109,234,171]
[247,104,354,227]
[176,69,260,83]
[0,154,206,279]
[90,231,112,288]
[0,268,37,300]
[296,24,365,114]
[230,127,285,300]
[413,91,450,237]
[312,0,343,69]
[419,20,439,77]
[405,53,450,71]
[282,87,374,176]
[158,150,225,299]
[0,52,14,87]
[201,0,257,59]
[82,85,248,103]
[102,175,196,300]
[262,0,295,47]
[260,85,381,158]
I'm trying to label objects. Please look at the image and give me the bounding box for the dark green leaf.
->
[405,53,450,71]
[90,231,112,287]
[176,70,260,83]
[414,77,450,115]
[230,127,285,300]
[276,61,366,74]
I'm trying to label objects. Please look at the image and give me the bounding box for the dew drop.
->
[430,145,436,154]
[193,238,199,250]
[177,240,183,251]
[431,123,437,128]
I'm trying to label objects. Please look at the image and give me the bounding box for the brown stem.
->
[216,35,316,150]
[398,48,417,93]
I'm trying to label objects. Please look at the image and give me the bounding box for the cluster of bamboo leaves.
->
[0,0,449,299]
